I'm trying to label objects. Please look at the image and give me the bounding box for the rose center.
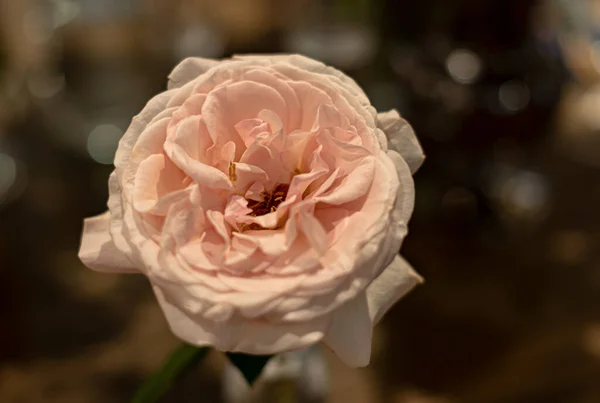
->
[247,183,289,217]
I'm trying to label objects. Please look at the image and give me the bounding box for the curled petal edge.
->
[377,110,425,174]
[78,211,137,273]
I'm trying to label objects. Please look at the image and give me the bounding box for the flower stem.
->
[131,343,210,403]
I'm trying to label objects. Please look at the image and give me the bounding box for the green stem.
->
[131,344,210,403]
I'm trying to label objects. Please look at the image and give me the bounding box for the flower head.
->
[79,54,424,367]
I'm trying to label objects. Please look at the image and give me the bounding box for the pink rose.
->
[79,54,424,367]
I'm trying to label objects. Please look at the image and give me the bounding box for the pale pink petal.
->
[180,235,219,271]
[242,68,302,130]
[239,142,290,188]
[160,198,194,250]
[331,126,362,146]
[121,117,171,191]
[115,90,177,179]
[288,170,326,200]
[222,237,259,268]
[218,141,236,164]
[316,129,370,164]
[257,109,283,133]
[266,236,321,276]
[165,115,212,163]
[153,284,328,354]
[315,158,374,205]
[366,255,423,323]
[375,128,388,151]
[244,181,265,201]
[287,144,329,199]
[132,154,186,213]
[269,54,368,101]
[386,150,416,231]
[107,173,133,257]
[169,94,207,127]
[152,285,215,347]
[167,57,219,89]
[234,230,290,256]
[230,233,258,255]
[224,195,252,229]
[206,210,231,245]
[167,140,233,190]
[336,155,399,241]
[202,81,288,158]
[286,80,333,131]
[323,292,372,367]
[234,118,270,147]
[217,270,305,293]
[232,162,268,194]
[152,188,191,216]
[79,212,137,273]
[254,55,376,129]
[377,109,425,174]
[311,103,347,132]
[167,78,204,108]
[313,207,351,245]
[280,130,312,172]
[298,213,328,256]
[223,250,272,274]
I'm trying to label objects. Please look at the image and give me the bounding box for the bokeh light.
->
[446,48,482,85]
[86,124,122,165]
[498,80,531,113]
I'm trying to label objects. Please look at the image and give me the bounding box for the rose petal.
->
[167,57,219,89]
[377,110,425,174]
[180,235,219,271]
[366,255,423,323]
[386,150,416,232]
[311,103,348,132]
[224,195,252,229]
[132,154,186,213]
[202,81,288,158]
[235,118,270,147]
[168,142,233,190]
[298,213,328,256]
[79,212,137,273]
[315,157,374,205]
[287,80,333,131]
[154,284,328,354]
[115,90,177,179]
[243,68,302,130]
[323,292,372,367]
[232,162,269,194]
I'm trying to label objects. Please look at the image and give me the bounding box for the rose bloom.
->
[79,55,424,367]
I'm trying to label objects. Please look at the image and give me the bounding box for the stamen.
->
[247,183,290,217]
[228,161,237,184]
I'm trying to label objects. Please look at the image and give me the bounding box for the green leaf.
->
[226,352,273,385]
[131,344,209,403]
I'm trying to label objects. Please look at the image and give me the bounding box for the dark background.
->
[1,0,600,402]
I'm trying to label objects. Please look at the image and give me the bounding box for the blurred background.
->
[1,0,600,402]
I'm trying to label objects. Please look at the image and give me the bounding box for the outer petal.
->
[366,255,423,324]
[78,212,137,273]
[377,110,425,174]
[167,57,219,89]
[153,285,329,355]
[114,89,178,180]
[233,54,370,106]
[323,292,373,367]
